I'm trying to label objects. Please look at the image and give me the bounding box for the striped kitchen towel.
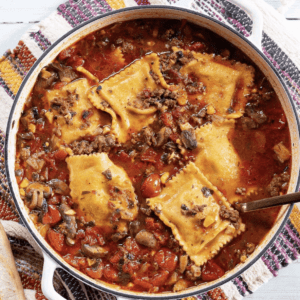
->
[1,0,300,299]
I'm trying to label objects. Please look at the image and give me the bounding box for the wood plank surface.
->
[0,0,300,299]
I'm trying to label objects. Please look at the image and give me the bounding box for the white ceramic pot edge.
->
[175,0,263,49]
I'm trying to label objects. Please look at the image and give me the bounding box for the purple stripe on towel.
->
[210,0,225,14]
[261,253,278,276]
[227,18,250,37]
[32,33,48,50]
[286,222,300,248]
[263,47,300,96]
[234,277,247,296]
[280,232,298,259]
[69,0,89,21]
[94,0,112,13]
[58,3,80,26]
[267,248,280,271]
[275,239,290,265]
[92,0,107,13]
[82,0,97,16]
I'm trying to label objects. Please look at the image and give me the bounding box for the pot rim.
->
[5,5,299,299]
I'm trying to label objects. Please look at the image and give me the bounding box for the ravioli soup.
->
[15,19,291,293]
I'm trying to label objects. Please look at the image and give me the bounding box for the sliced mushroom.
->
[48,179,70,195]
[180,129,197,150]
[81,244,108,258]
[34,69,57,92]
[20,110,35,130]
[129,220,141,236]
[156,127,172,147]
[26,156,45,171]
[18,132,35,140]
[51,62,78,83]
[59,203,77,239]
[26,182,52,209]
[135,230,157,248]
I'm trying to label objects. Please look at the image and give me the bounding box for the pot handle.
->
[175,0,263,49]
[41,253,67,300]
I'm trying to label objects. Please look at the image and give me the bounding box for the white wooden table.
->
[1,0,300,299]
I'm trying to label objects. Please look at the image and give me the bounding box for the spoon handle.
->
[235,192,300,213]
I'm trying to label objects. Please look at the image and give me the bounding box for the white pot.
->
[5,1,300,299]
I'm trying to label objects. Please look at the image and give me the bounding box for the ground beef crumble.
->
[70,134,116,155]
[135,88,179,111]
[219,205,241,229]
[51,91,79,124]
[267,171,290,197]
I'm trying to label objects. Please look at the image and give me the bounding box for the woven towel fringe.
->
[0,220,43,256]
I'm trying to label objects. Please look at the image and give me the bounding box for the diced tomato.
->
[110,250,124,264]
[85,262,104,279]
[141,174,161,198]
[188,42,204,51]
[76,229,86,240]
[201,260,225,282]
[118,151,131,163]
[145,217,164,232]
[58,47,76,60]
[54,149,68,161]
[47,229,65,252]
[69,55,84,68]
[169,132,179,142]
[123,260,140,275]
[82,226,105,246]
[48,196,61,205]
[154,249,177,272]
[43,155,57,172]
[103,264,119,282]
[140,149,158,163]
[86,34,96,41]
[172,106,187,120]
[42,205,62,225]
[160,112,174,128]
[53,82,67,90]
[150,270,169,286]
[124,237,141,256]
[134,277,153,290]
[153,231,169,246]
[63,253,88,268]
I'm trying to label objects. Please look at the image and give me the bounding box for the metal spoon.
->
[234,192,300,213]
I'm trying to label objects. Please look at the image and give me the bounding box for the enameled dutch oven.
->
[5,1,300,299]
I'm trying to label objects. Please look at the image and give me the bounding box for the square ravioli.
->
[194,120,257,203]
[178,48,254,116]
[88,53,169,143]
[45,78,103,144]
[147,162,245,266]
[66,153,138,230]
